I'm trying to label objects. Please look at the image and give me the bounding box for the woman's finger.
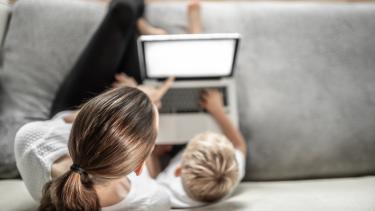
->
[155,101,162,109]
[115,73,138,87]
[156,76,175,99]
[115,73,127,82]
[112,82,122,88]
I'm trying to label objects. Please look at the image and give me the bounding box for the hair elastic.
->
[70,163,86,175]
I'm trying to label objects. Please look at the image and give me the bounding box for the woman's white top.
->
[14,112,170,211]
[156,148,246,208]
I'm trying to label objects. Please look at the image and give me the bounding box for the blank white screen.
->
[144,39,235,78]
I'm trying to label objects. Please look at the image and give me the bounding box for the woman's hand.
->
[63,110,79,123]
[199,89,225,116]
[137,77,174,107]
[112,73,138,88]
[112,73,175,107]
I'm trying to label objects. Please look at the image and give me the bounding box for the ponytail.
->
[39,167,100,211]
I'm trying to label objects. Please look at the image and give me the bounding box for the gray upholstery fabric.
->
[0,0,105,178]
[147,2,375,180]
[0,2,10,47]
[2,176,375,211]
[1,0,375,180]
[234,3,375,180]
[0,2,10,70]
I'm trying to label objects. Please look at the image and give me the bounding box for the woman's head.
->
[39,86,158,211]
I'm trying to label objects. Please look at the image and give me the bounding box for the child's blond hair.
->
[181,131,239,202]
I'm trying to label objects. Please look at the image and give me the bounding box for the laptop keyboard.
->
[160,87,228,114]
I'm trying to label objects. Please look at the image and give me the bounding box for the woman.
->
[15,0,173,210]
[15,87,170,210]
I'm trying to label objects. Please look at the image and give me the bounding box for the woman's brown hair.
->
[39,86,157,211]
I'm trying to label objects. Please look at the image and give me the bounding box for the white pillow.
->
[0,1,10,46]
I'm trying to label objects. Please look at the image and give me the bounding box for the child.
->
[156,89,247,208]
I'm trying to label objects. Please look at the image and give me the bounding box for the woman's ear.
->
[135,161,145,176]
[175,165,182,177]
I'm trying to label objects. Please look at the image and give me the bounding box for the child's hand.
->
[200,89,225,115]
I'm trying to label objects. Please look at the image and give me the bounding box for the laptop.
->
[137,33,240,144]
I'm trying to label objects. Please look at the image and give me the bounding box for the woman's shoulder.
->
[14,120,70,201]
[103,173,170,211]
[129,173,171,211]
[103,167,170,210]
[14,117,69,153]
[15,121,49,153]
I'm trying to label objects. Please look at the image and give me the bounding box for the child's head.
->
[177,131,239,202]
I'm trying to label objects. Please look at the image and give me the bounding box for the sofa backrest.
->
[1,0,375,180]
[0,1,9,43]
[0,0,105,178]
[0,0,10,65]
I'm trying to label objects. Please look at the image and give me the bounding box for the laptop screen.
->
[138,34,240,79]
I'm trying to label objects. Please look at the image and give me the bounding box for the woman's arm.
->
[200,90,247,155]
[51,155,72,179]
[14,119,71,200]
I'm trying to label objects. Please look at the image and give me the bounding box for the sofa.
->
[0,0,375,210]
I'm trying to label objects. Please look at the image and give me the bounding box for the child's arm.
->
[146,145,173,178]
[200,89,247,155]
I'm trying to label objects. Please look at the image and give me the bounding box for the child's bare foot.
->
[137,18,167,35]
[187,0,202,33]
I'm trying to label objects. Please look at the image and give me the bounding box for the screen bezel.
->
[137,34,241,81]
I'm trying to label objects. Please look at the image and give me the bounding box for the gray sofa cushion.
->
[0,0,105,178]
[2,176,375,211]
[147,2,375,180]
[0,1,10,68]
[1,0,375,180]
[0,1,10,47]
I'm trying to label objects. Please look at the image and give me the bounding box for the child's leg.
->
[137,18,167,35]
[187,0,202,34]
[50,0,141,117]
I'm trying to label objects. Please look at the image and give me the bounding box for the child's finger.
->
[200,89,209,98]
[199,93,208,102]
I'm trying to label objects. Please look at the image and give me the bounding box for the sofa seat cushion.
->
[1,176,374,211]
[0,179,38,211]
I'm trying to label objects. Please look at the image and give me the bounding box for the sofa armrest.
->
[0,1,10,45]
[0,1,10,66]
